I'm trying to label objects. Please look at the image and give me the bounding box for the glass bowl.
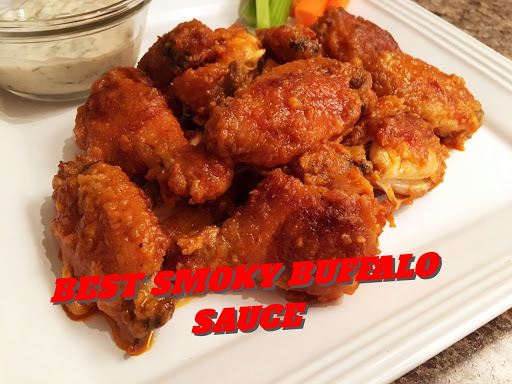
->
[0,0,152,101]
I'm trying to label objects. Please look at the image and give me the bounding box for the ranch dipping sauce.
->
[0,0,150,100]
[0,0,120,21]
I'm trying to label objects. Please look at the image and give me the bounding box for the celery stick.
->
[241,0,257,27]
[269,0,294,27]
[255,0,271,29]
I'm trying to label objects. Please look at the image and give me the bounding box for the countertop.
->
[396,1,512,383]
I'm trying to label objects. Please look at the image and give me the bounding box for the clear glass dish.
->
[0,0,151,101]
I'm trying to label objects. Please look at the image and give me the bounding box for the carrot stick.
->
[294,0,328,27]
[326,0,349,8]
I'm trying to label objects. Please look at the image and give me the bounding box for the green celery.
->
[269,0,294,27]
[255,0,271,29]
[241,0,257,27]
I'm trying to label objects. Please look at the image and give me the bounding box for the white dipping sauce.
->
[0,0,145,98]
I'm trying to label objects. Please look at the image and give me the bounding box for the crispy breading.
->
[344,96,449,206]
[172,25,265,125]
[256,25,322,64]
[312,6,401,63]
[205,57,377,168]
[74,67,188,177]
[139,22,265,125]
[174,170,391,302]
[366,52,484,149]
[51,157,174,353]
[138,19,218,90]
[74,67,233,204]
[311,7,483,149]
[291,142,375,196]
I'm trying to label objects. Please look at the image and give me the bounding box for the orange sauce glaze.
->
[62,305,152,356]
[61,295,202,355]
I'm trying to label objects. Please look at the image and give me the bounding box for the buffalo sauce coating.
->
[205,57,376,168]
[62,295,203,355]
[174,170,391,303]
[62,305,153,356]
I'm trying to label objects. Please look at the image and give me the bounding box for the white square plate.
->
[1,0,512,383]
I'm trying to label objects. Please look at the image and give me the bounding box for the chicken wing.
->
[158,167,264,271]
[74,67,233,204]
[256,25,322,64]
[205,57,377,168]
[51,156,174,354]
[312,7,483,150]
[173,169,391,302]
[137,19,218,91]
[312,6,401,63]
[139,21,265,125]
[361,97,449,206]
[291,142,375,197]
[365,52,484,149]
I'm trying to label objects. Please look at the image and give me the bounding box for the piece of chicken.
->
[51,156,174,354]
[312,6,401,64]
[312,7,483,150]
[74,67,233,204]
[137,19,218,91]
[365,52,484,149]
[351,96,449,207]
[158,168,264,271]
[173,169,391,302]
[290,142,375,197]
[139,21,265,125]
[205,57,377,168]
[256,25,322,64]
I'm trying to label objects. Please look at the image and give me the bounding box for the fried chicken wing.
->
[344,96,449,207]
[174,169,391,302]
[139,22,265,125]
[256,25,322,64]
[205,57,377,168]
[137,19,218,90]
[366,52,484,149]
[74,67,188,177]
[291,142,375,196]
[51,157,174,353]
[312,7,483,149]
[75,67,233,204]
[312,7,401,63]
[171,25,265,125]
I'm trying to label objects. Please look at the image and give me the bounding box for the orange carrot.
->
[294,0,328,27]
[293,0,349,27]
[326,0,349,8]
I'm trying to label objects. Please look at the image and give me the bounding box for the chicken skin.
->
[312,7,483,150]
[291,142,375,197]
[138,19,218,91]
[139,20,265,125]
[312,7,401,63]
[51,157,174,354]
[174,169,391,302]
[74,67,233,204]
[205,57,377,168]
[351,96,449,207]
[256,25,322,64]
[365,52,484,149]
[171,25,265,125]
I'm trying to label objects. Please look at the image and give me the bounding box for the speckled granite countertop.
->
[396,1,512,383]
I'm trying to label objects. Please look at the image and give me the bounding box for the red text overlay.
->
[51,252,441,335]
